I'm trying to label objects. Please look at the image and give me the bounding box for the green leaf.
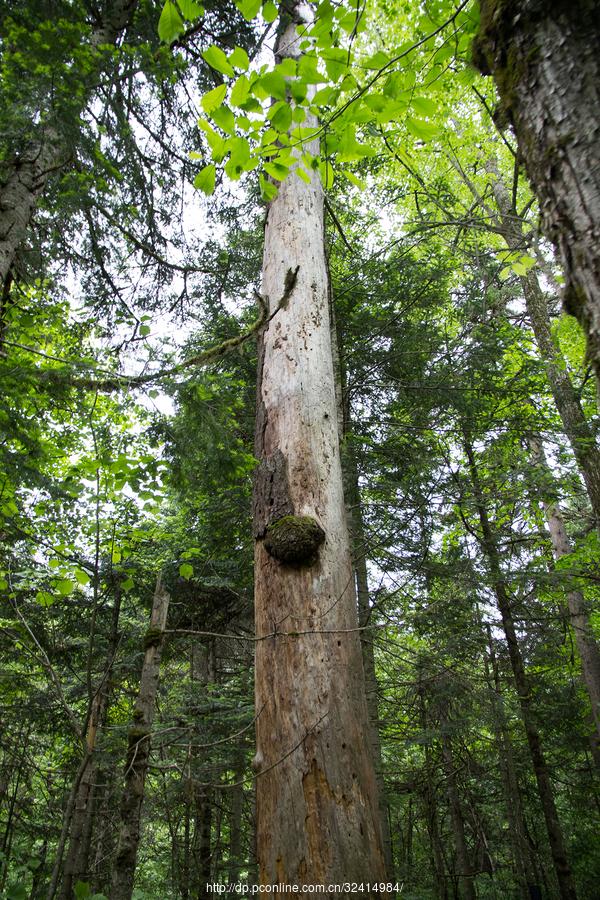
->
[201,84,227,114]
[230,75,250,107]
[194,164,216,194]
[178,0,204,18]
[262,0,278,22]
[139,324,151,337]
[363,50,391,70]
[341,169,366,190]
[202,45,235,77]
[411,96,437,117]
[406,117,441,141]
[295,167,311,184]
[35,590,55,607]
[259,174,279,201]
[236,0,261,21]
[276,59,297,78]
[258,70,287,100]
[269,101,292,131]
[74,882,91,900]
[229,46,250,71]
[57,579,75,596]
[158,1,184,44]
[323,48,349,82]
[263,160,289,180]
[210,104,236,134]
[74,568,90,586]
[179,563,194,580]
[318,159,334,188]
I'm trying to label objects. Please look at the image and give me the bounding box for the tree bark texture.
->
[110,575,170,900]
[252,4,386,890]
[0,0,137,287]
[463,431,578,900]
[474,1,600,379]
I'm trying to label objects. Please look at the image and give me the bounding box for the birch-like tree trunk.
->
[252,2,386,887]
[0,0,137,287]
[527,436,600,749]
[474,1,600,379]
[110,575,170,900]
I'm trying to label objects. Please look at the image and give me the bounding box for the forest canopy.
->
[1,0,599,898]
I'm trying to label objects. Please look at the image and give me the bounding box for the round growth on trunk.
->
[264,515,325,565]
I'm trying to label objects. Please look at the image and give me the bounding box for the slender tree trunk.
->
[484,627,541,898]
[527,436,600,749]
[474,1,600,380]
[110,575,170,900]
[486,167,600,528]
[420,692,449,900]
[329,250,395,880]
[0,0,137,287]
[252,3,386,887]
[60,587,122,898]
[228,747,245,886]
[463,430,578,900]
[438,708,476,900]
[343,440,395,880]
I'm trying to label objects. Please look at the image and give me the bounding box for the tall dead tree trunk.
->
[110,575,170,900]
[252,2,386,888]
[473,1,600,380]
[0,0,137,288]
[462,429,578,900]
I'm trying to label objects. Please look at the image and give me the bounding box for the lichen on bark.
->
[263,515,325,565]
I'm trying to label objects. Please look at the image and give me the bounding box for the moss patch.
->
[264,515,325,565]
[143,627,163,649]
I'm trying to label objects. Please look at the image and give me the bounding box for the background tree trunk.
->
[474,1,600,380]
[110,575,170,900]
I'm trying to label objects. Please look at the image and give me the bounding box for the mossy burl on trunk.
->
[263,515,325,565]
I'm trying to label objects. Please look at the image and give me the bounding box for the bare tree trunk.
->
[0,0,137,287]
[330,256,395,880]
[438,707,476,900]
[484,626,541,898]
[474,1,600,380]
[60,587,122,898]
[227,747,245,886]
[463,429,578,900]
[110,575,170,900]
[252,2,386,887]
[527,436,600,750]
